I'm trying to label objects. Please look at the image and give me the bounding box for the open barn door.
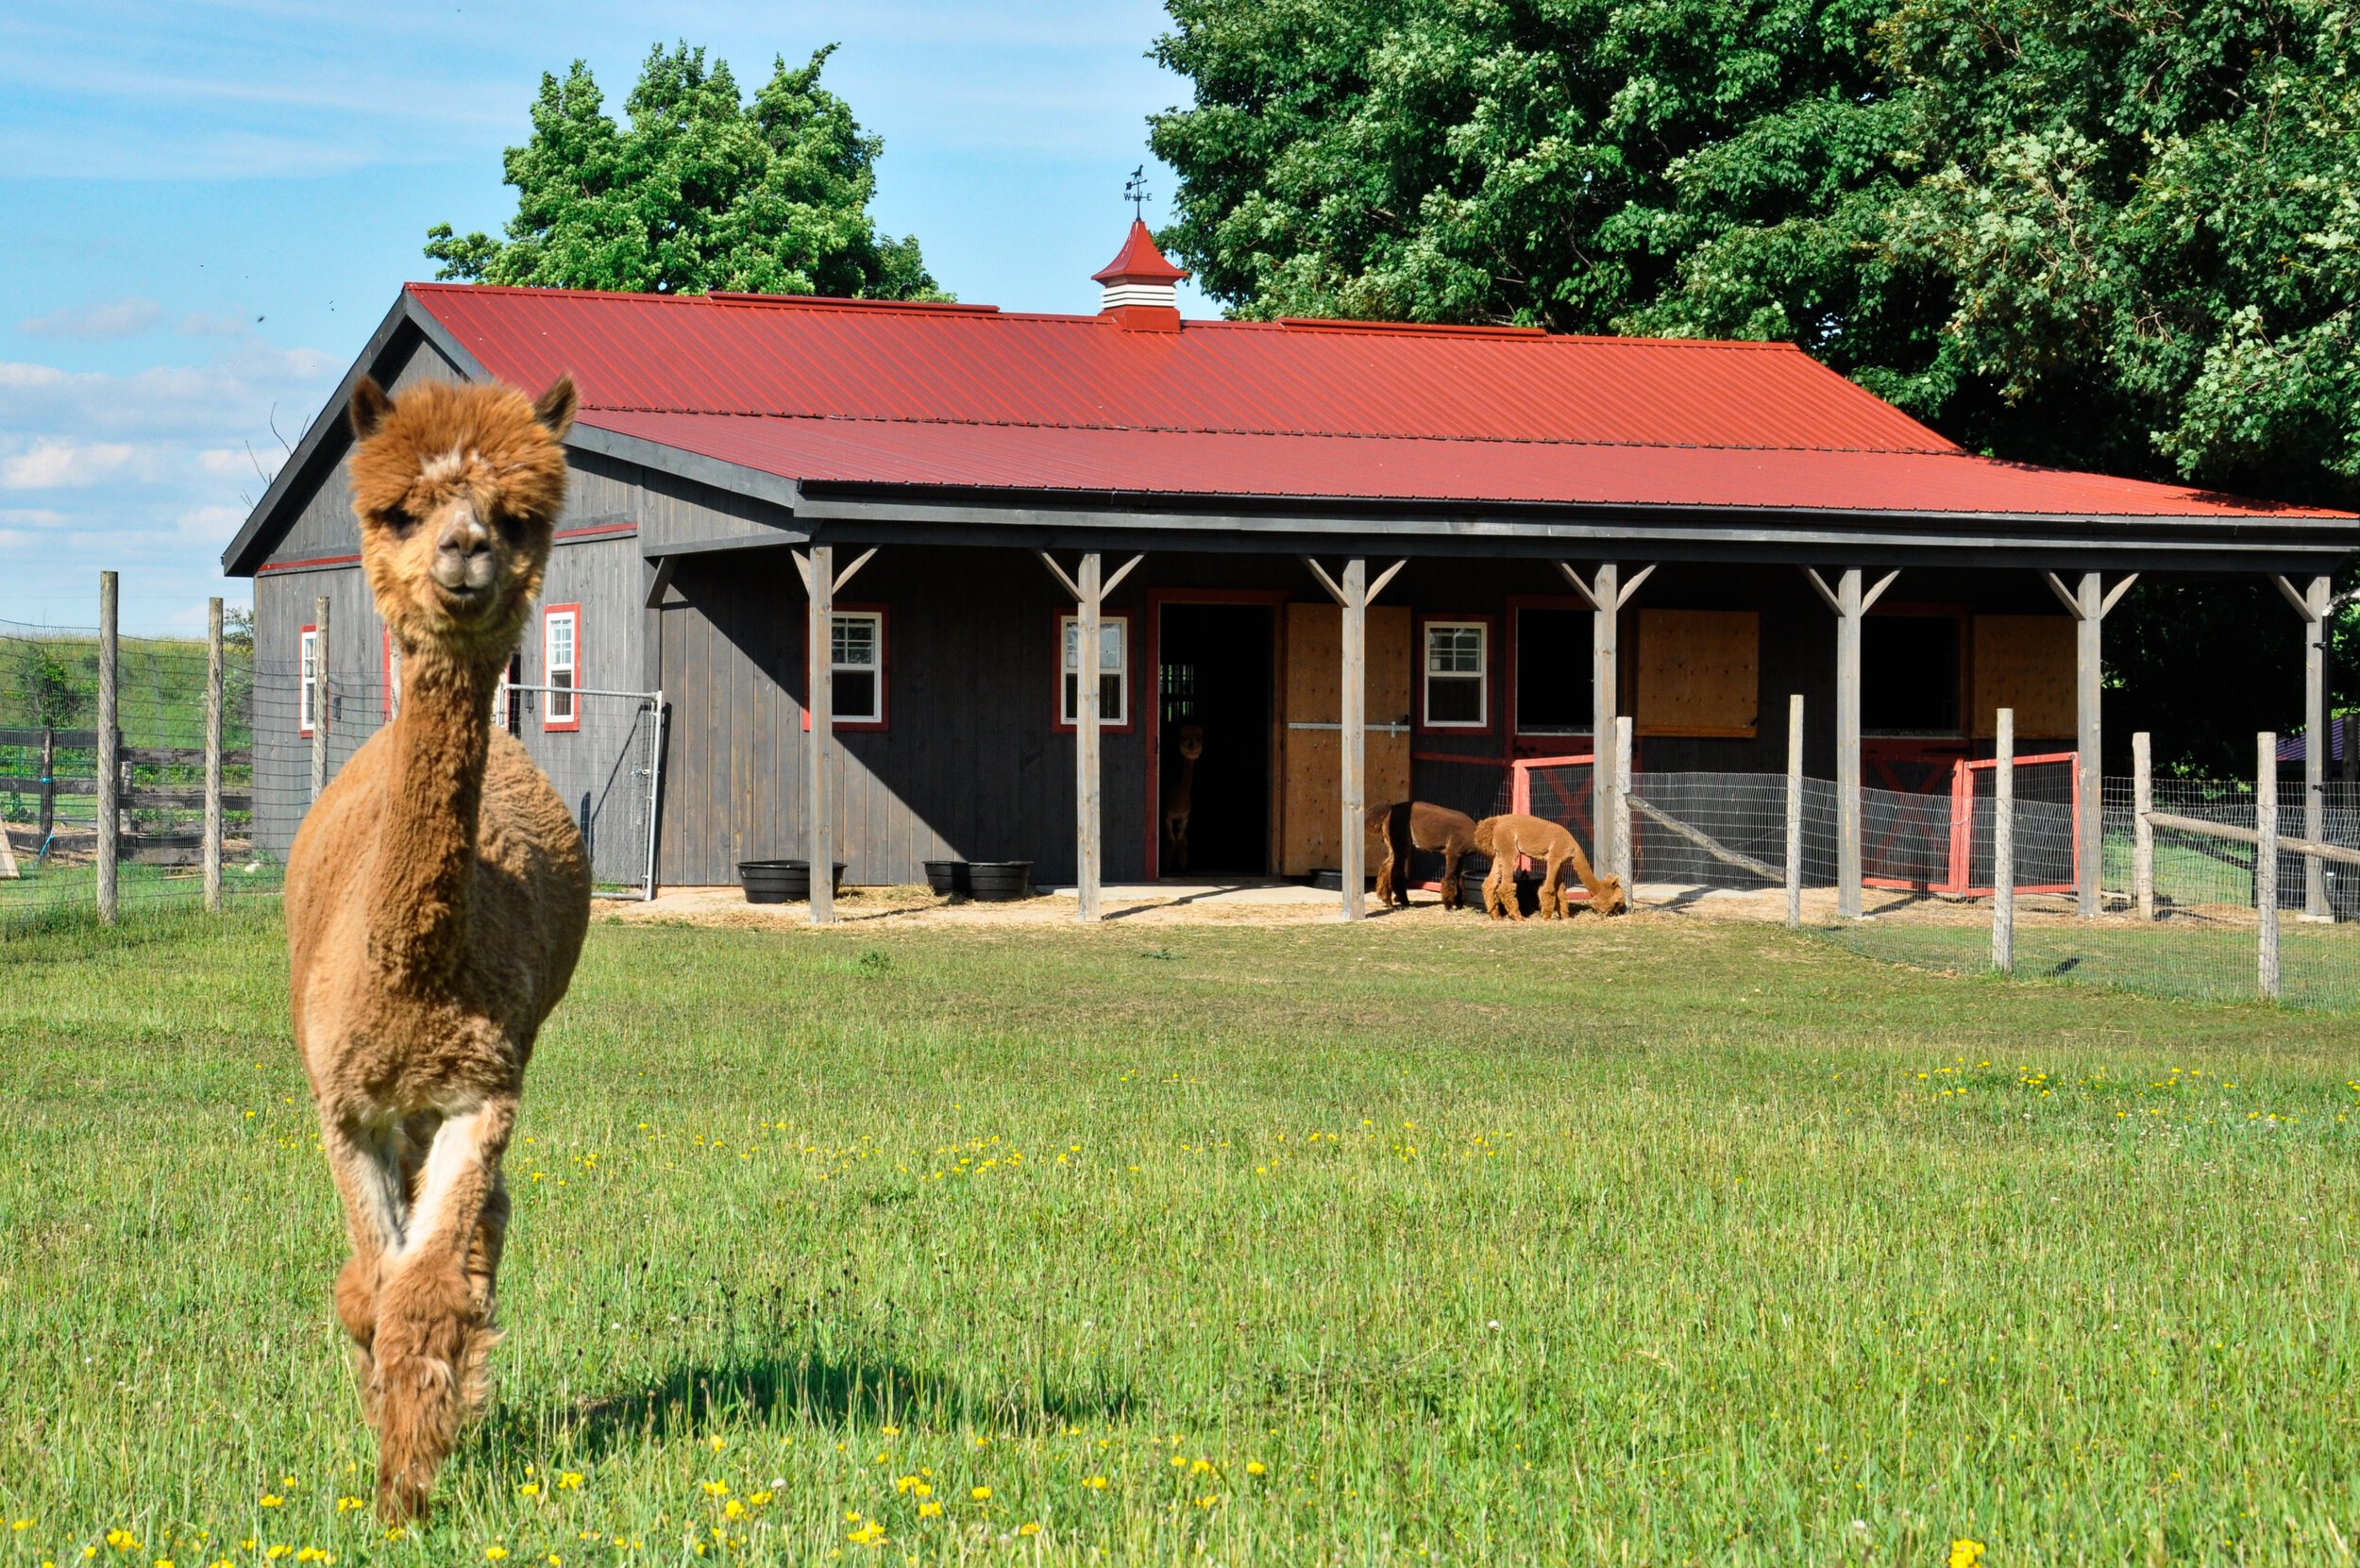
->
[1279,601,1410,876]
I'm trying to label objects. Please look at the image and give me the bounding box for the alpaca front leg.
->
[373,1097,516,1523]
[1439,851,1462,910]
[320,1116,406,1423]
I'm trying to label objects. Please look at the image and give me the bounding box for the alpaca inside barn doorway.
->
[1155,602,1273,877]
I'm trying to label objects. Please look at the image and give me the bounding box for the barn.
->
[222,222,2360,917]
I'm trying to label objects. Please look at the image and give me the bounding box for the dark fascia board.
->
[566,421,801,512]
[787,486,2358,573]
[641,528,813,561]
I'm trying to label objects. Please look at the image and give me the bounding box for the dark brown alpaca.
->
[1162,723,1204,873]
[1365,800,1478,909]
[286,374,591,1522]
[1473,813,1627,920]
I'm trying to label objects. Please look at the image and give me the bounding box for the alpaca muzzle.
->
[430,508,498,597]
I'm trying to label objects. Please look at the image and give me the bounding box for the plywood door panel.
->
[1970,615,2076,739]
[1280,602,1412,875]
[1635,609,1761,737]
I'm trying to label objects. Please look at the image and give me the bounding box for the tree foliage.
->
[428,42,940,300]
[1150,0,2360,769]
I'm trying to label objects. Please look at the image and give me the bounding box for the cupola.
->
[1092,219,1188,331]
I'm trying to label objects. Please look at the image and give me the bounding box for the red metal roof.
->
[1091,220,1189,286]
[406,283,2352,519]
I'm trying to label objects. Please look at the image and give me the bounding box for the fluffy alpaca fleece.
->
[1472,813,1627,920]
[286,374,591,1523]
[1163,723,1204,872]
[1365,800,1479,909]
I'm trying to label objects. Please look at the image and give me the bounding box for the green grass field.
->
[3,907,2356,1566]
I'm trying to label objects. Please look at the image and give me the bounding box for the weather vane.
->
[1125,165,1150,220]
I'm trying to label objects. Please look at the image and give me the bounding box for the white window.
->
[830,611,884,723]
[1060,615,1128,726]
[1424,621,1487,727]
[543,605,580,731]
[298,626,319,737]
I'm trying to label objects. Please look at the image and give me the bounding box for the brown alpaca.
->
[1364,800,1478,909]
[285,374,591,1523]
[1162,723,1204,873]
[1472,813,1627,920]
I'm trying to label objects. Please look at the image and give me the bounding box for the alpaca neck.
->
[370,639,501,983]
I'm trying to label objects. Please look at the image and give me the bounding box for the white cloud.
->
[2,439,138,489]
[0,507,67,530]
[177,312,253,337]
[173,503,248,546]
[20,297,167,340]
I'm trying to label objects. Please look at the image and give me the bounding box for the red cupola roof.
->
[1091,219,1189,287]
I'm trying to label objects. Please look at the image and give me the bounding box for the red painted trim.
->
[553,520,637,542]
[297,624,318,738]
[542,602,582,732]
[1414,612,1497,734]
[800,602,890,732]
[1143,587,1293,878]
[260,552,361,575]
[1411,750,1509,767]
[1051,607,1137,735]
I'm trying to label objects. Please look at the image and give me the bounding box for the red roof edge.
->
[1091,220,1189,286]
[1278,316,1546,340]
[706,292,1001,316]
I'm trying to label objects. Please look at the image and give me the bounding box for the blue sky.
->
[0,1,1210,633]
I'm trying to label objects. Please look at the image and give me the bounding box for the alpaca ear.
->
[531,376,578,439]
[349,376,393,440]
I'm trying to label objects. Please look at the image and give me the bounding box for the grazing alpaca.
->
[1162,723,1204,873]
[1473,813,1627,920]
[286,374,591,1523]
[1364,800,1478,909]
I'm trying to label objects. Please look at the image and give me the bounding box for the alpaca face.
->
[1593,874,1628,916]
[346,375,577,660]
[1175,723,1205,762]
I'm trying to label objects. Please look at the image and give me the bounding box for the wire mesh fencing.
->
[1,617,272,929]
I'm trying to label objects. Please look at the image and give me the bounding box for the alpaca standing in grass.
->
[285,374,591,1523]
[1473,813,1627,920]
[1366,800,1479,909]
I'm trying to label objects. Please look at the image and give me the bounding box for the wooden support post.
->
[1833,569,1864,919]
[2074,571,2102,916]
[96,570,119,924]
[1075,551,1104,922]
[2132,731,2154,921]
[1340,557,1367,921]
[2257,731,2279,999]
[1612,715,1635,899]
[1993,707,2014,973]
[310,593,330,802]
[1784,693,1803,929]
[803,544,835,924]
[2273,574,2333,919]
[204,596,223,913]
[1593,562,1620,881]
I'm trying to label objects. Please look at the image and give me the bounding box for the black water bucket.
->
[1307,868,1377,892]
[966,861,1033,901]
[922,859,972,896]
[1461,860,1542,915]
[739,859,845,903]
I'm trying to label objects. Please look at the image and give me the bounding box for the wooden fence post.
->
[2257,731,2279,999]
[1993,708,2014,973]
[37,725,55,846]
[204,596,223,914]
[97,570,118,925]
[1613,715,1635,899]
[2132,731,2154,922]
[1785,693,1803,929]
[310,594,329,802]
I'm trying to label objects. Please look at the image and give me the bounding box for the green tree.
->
[428,42,941,300]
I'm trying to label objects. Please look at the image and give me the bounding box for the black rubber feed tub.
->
[738,859,846,903]
[1306,868,1377,892]
[965,861,1033,901]
[1459,860,1543,915]
[922,859,972,896]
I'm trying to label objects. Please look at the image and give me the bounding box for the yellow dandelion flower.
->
[11,1521,29,1533]
[969,1487,990,1502]
[700,1481,729,1498]
[557,1473,583,1491]
[1081,1475,1108,1491]
[917,1503,942,1520]
[721,1502,743,1522]
[707,1437,727,1453]
[484,1550,508,1563]
[747,1492,772,1507]
[1018,1523,1040,1538]
[1246,1460,1267,1476]
[105,1531,140,1552]
[517,1484,540,1498]
[1947,1542,1985,1568]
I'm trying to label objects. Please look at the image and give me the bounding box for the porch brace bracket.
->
[1040,550,1144,922]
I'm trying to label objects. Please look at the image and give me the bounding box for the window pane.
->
[1427,625,1483,674]
[833,668,878,720]
[833,614,876,668]
[1062,670,1079,721]
[549,616,574,666]
[1063,620,1079,671]
[1100,622,1123,671]
[1100,670,1123,722]
[1428,674,1483,725]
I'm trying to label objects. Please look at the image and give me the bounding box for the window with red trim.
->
[1056,614,1130,729]
[542,603,581,732]
[298,624,319,737]
[1421,619,1489,729]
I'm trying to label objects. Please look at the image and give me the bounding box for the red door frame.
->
[1143,587,1296,880]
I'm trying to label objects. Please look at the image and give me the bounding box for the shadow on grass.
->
[489,1345,1135,1459]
